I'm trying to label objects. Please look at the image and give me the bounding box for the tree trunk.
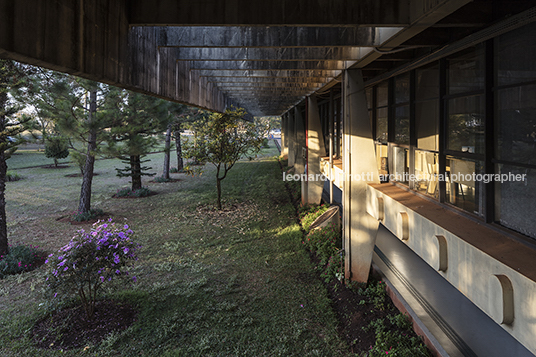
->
[78,90,97,213]
[0,92,8,256]
[216,177,222,210]
[131,155,142,191]
[174,124,183,172]
[163,124,171,179]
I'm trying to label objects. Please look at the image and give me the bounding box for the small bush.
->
[71,208,104,222]
[6,171,22,182]
[115,187,153,198]
[154,176,172,183]
[0,243,46,279]
[170,167,179,173]
[300,204,329,231]
[262,138,270,148]
[44,219,140,319]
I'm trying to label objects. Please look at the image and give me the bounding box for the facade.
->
[282,17,536,356]
[1,0,536,355]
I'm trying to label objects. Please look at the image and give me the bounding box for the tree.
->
[107,89,171,191]
[161,104,207,179]
[183,107,265,210]
[44,135,69,167]
[19,71,115,214]
[0,60,32,256]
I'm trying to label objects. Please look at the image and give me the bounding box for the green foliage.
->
[0,243,45,279]
[170,167,180,173]
[300,203,329,231]
[262,138,270,148]
[154,176,172,183]
[360,316,430,357]
[71,208,104,222]
[106,89,170,190]
[6,170,22,181]
[357,280,388,311]
[44,220,140,319]
[183,106,265,209]
[69,150,86,175]
[114,187,153,198]
[44,136,69,165]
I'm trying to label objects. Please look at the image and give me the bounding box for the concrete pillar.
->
[305,95,326,204]
[281,113,288,158]
[288,109,296,167]
[342,69,381,283]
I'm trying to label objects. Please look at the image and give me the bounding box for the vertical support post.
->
[343,69,381,282]
[288,109,296,167]
[281,113,288,157]
[329,89,335,204]
[306,95,326,204]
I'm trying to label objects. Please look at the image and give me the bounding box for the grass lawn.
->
[0,143,351,356]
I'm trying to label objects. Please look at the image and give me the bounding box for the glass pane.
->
[416,62,440,100]
[395,73,410,104]
[416,100,439,151]
[376,82,388,107]
[495,164,536,239]
[376,143,389,179]
[395,105,410,145]
[446,156,484,216]
[415,150,439,198]
[376,107,388,144]
[496,22,536,86]
[392,147,409,184]
[448,45,485,95]
[447,95,485,154]
[496,85,536,165]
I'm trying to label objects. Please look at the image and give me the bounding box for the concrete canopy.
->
[1,0,527,116]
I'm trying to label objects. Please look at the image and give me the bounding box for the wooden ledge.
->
[369,183,536,284]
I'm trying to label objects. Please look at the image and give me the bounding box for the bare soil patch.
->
[32,300,137,350]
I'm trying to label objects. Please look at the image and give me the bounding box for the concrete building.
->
[1,0,536,355]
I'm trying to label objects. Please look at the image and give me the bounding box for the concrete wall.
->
[367,185,536,354]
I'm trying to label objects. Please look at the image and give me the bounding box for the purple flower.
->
[113,255,120,264]
[100,276,104,282]
[123,247,129,254]
[124,224,129,230]
[132,276,137,282]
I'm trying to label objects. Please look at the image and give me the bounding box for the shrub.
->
[0,243,46,279]
[6,171,22,182]
[170,167,179,173]
[300,204,329,231]
[304,222,341,263]
[115,187,153,198]
[71,208,104,222]
[44,219,140,319]
[154,176,172,183]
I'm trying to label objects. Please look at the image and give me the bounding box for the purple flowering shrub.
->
[45,219,140,319]
[303,222,343,282]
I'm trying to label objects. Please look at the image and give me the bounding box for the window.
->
[494,24,536,239]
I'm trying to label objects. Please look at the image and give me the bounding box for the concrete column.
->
[288,109,296,167]
[305,95,326,204]
[280,113,288,158]
[342,69,380,283]
[293,107,307,203]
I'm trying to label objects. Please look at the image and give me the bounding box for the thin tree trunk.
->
[131,155,142,191]
[174,125,183,172]
[216,177,222,210]
[0,92,7,256]
[78,90,97,213]
[163,124,171,179]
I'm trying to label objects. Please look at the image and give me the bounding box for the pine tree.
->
[0,60,32,256]
[107,89,171,191]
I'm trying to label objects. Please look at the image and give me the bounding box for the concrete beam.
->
[155,26,398,48]
[196,70,341,77]
[188,60,348,71]
[166,47,373,61]
[129,0,410,26]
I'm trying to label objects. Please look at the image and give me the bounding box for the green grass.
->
[0,146,351,356]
